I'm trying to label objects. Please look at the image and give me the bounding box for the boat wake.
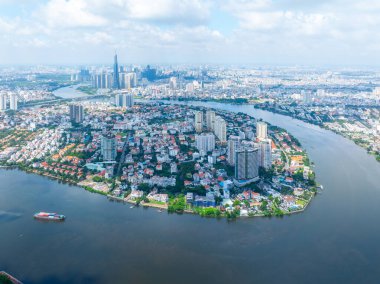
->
[0,210,22,221]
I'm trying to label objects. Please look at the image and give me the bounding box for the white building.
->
[9,93,17,111]
[195,133,215,154]
[227,136,240,165]
[214,116,227,143]
[115,92,134,108]
[169,77,177,89]
[259,139,272,169]
[194,111,203,133]
[0,93,7,111]
[206,110,215,131]
[256,121,267,140]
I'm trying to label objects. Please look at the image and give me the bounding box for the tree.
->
[138,183,151,193]
[260,200,268,211]
[92,176,103,182]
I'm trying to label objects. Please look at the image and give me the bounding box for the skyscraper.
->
[227,135,240,165]
[115,92,134,108]
[9,93,17,111]
[69,104,84,123]
[113,53,120,89]
[0,92,7,111]
[195,133,215,155]
[235,147,259,181]
[256,121,268,140]
[214,115,227,143]
[206,110,215,131]
[194,111,203,133]
[259,139,272,169]
[101,134,117,161]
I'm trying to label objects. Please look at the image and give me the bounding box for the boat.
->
[33,212,65,221]
[0,271,23,284]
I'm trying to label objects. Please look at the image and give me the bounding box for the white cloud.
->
[0,0,380,65]
[37,0,108,28]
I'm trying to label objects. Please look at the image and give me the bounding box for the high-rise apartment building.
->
[214,115,227,143]
[0,93,7,111]
[69,104,84,123]
[195,133,215,154]
[259,139,272,169]
[194,111,203,133]
[227,136,240,165]
[169,77,177,89]
[9,93,17,111]
[101,134,117,161]
[235,147,259,180]
[206,110,215,131]
[256,121,268,140]
[115,93,134,108]
[92,73,113,89]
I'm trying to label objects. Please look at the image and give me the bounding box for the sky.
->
[0,0,380,66]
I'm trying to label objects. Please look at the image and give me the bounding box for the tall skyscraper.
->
[0,93,7,111]
[227,136,240,165]
[101,134,117,161]
[69,104,84,123]
[259,139,272,169]
[9,93,17,111]
[235,147,259,181]
[214,115,227,143]
[113,53,120,89]
[195,133,215,155]
[194,111,203,133]
[256,121,268,140]
[206,110,215,131]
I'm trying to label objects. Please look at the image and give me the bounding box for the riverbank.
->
[254,104,380,163]
[2,101,380,284]
[1,101,318,220]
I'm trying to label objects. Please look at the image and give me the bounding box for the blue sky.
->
[0,0,379,66]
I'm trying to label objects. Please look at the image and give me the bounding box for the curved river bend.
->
[1,101,380,284]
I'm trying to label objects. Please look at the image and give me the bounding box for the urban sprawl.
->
[3,54,379,218]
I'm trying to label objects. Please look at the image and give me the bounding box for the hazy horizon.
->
[1,0,380,66]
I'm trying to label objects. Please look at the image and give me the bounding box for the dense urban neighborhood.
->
[0,98,317,218]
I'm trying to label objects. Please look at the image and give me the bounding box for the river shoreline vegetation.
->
[253,102,380,164]
[0,101,319,220]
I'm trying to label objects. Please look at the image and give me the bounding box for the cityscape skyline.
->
[1,0,380,66]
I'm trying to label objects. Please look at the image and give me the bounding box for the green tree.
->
[138,183,151,193]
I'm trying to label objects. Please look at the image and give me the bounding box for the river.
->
[1,101,380,284]
[52,84,89,99]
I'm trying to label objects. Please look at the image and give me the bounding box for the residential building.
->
[227,135,240,165]
[69,104,84,123]
[235,147,259,180]
[101,134,117,161]
[256,121,268,140]
[194,111,203,133]
[0,93,6,111]
[9,93,17,111]
[206,110,215,131]
[259,139,272,169]
[214,115,227,143]
[195,133,215,154]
